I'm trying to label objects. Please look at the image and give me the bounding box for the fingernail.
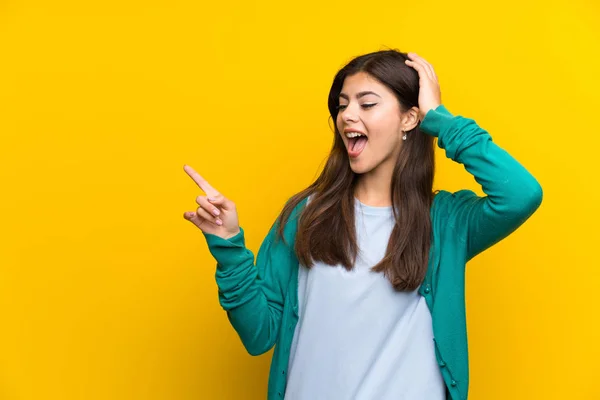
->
[212,208,220,216]
[208,197,216,201]
[216,219,223,226]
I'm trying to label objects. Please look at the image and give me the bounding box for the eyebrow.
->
[339,91,381,100]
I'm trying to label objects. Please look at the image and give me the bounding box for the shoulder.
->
[271,195,309,245]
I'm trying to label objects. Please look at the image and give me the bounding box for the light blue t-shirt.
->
[285,198,445,400]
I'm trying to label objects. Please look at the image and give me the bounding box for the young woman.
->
[183,50,543,400]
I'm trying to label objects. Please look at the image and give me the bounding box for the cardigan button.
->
[424,286,431,294]
[451,380,457,386]
[439,361,446,367]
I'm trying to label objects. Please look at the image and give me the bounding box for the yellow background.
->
[1,0,598,399]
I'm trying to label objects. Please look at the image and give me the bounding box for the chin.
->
[348,158,373,175]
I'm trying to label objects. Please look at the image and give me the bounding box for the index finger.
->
[407,53,436,80]
[183,165,220,196]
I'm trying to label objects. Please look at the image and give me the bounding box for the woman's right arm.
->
[203,220,297,356]
[182,165,298,356]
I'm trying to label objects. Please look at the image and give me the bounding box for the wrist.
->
[420,104,440,121]
[224,228,241,240]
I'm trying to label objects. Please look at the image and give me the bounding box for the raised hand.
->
[183,165,240,239]
[404,52,442,121]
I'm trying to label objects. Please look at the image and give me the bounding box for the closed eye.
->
[336,103,377,111]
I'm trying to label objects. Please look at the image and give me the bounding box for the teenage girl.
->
[183,50,543,400]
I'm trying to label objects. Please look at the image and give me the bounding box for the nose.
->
[340,106,358,123]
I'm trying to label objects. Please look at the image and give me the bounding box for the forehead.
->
[339,71,390,97]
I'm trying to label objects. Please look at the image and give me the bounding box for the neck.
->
[354,160,395,207]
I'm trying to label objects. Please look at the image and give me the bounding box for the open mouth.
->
[346,134,368,158]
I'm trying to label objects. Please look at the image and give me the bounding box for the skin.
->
[184,52,441,238]
[337,71,417,207]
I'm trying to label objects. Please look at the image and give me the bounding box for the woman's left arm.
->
[421,105,543,260]
[406,53,543,261]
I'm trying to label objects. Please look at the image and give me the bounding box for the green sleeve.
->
[202,209,299,355]
[421,105,543,260]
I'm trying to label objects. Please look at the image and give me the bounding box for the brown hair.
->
[277,49,436,291]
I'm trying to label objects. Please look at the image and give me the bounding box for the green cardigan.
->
[203,105,543,400]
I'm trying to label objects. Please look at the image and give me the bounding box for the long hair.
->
[277,49,436,291]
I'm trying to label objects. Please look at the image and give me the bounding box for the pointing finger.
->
[183,165,220,197]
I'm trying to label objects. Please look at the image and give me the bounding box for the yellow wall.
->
[1,0,598,399]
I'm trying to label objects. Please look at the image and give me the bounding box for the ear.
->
[400,106,420,132]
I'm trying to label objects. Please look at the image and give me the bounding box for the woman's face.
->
[336,71,407,176]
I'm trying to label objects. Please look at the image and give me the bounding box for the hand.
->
[405,53,442,121]
[183,165,240,239]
